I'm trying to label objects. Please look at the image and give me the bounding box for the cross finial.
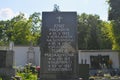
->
[53,4,60,12]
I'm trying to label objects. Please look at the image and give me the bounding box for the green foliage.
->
[107,0,120,50]
[17,72,37,80]
[100,21,112,49]
[108,0,120,20]
[29,12,41,45]
[16,64,37,80]
[110,21,120,50]
[78,13,112,50]
[0,12,41,46]
[0,20,10,45]
[0,11,115,50]
[7,13,33,45]
[29,12,41,34]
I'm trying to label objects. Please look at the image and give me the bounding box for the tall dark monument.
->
[40,12,78,80]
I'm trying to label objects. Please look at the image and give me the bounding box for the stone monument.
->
[40,11,78,80]
[0,50,15,80]
[27,43,35,65]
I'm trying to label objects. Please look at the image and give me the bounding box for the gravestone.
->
[40,12,78,80]
[0,50,15,80]
[78,64,89,80]
[27,44,35,65]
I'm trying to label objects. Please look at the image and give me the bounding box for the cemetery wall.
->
[78,50,120,68]
[13,46,40,66]
[5,46,119,68]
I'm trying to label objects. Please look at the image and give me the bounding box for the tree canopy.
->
[0,12,41,46]
[78,13,112,50]
[0,8,118,50]
[108,0,120,20]
[107,0,120,50]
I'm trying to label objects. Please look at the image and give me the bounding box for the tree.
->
[100,21,112,49]
[107,0,120,50]
[6,13,32,45]
[110,21,120,50]
[0,12,41,46]
[29,12,41,34]
[29,12,41,45]
[0,20,11,45]
[108,0,120,20]
[78,13,112,50]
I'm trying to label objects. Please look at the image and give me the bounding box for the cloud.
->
[0,8,29,20]
[0,8,16,20]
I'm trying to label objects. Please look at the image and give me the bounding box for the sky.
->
[0,0,109,21]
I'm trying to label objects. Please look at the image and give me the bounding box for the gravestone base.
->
[40,73,78,80]
[40,74,77,80]
[40,78,79,80]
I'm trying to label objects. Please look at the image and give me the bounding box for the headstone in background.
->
[0,50,15,80]
[9,41,14,50]
[27,44,35,65]
[0,50,14,68]
[0,51,6,68]
[78,64,89,80]
[40,12,78,80]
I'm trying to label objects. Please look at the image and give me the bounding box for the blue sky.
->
[0,0,108,21]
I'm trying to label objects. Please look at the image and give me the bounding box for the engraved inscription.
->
[45,23,75,72]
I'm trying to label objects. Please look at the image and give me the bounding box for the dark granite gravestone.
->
[78,64,89,80]
[40,12,78,80]
[0,50,15,80]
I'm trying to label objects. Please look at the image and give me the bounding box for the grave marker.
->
[40,12,78,80]
[0,50,15,80]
